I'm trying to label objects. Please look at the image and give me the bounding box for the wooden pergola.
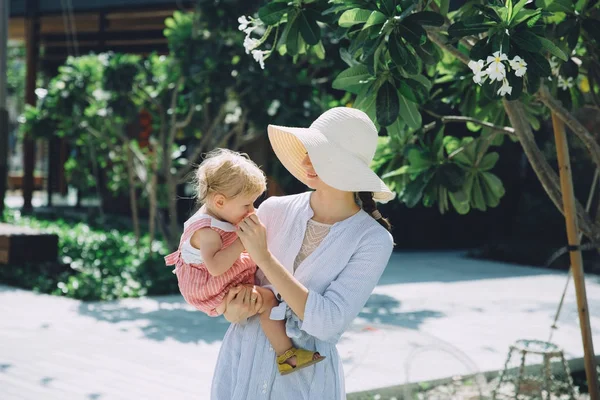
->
[8,0,194,210]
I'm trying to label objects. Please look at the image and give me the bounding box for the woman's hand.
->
[223,285,263,323]
[237,214,271,265]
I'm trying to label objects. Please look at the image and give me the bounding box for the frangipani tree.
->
[241,0,600,246]
[21,3,341,249]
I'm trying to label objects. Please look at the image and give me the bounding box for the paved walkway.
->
[1,252,599,399]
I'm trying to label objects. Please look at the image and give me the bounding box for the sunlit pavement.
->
[1,251,599,399]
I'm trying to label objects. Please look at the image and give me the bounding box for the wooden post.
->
[0,0,9,218]
[551,112,599,399]
[23,0,39,212]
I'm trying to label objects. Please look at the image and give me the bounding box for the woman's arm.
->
[238,214,310,318]
[190,230,244,277]
[238,214,393,342]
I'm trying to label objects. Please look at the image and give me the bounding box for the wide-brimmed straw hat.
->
[267,107,395,203]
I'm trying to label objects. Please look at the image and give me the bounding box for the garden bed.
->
[0,209,177,301]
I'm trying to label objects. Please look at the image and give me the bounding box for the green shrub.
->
[0,210,178,301]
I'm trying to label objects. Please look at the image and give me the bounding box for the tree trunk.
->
[148,155,158,245]
[126,144,140,244]
[503,100,600,244]
[88,141,105,220]
[166,175,179,250]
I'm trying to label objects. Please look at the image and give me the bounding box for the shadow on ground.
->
[77,296,230,344]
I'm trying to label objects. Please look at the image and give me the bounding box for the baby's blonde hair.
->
[194,148,266,204]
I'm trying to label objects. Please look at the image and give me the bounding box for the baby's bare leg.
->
[254,287,293,356]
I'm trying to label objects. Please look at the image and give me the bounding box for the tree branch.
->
[168,76,186,150]
[176,103,196,129]
[175,103,228,183]
[423,116,514,135]
[427,31,471,65]
[537,84,600,171]
[503,99,600,242]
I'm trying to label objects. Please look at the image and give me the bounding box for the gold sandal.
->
[277,347,325,376]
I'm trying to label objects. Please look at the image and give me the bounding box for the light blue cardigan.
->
[211,191,394,400]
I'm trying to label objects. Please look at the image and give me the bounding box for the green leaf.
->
[414,41,439,65]
[511,9,541,27]
[407,147,434,171]
[575,0,587,12]
[470,38,491,61]
[389,36,408,67]
[538,36,568,61]
[355,83,379,126]
[397,21,427,47]
[404,78,429,103]
[411,75,432,91]
[339,9,372,27]
[401,170,434,208]
[481,172,505,200]
[402,45,420,75]
[286,17,301,56]
[526,11,543,28]
[511,0,529,23]
[512,30,543,52]
[507,0,514,23]
[521,51,551,77]
[534,0,574,13]
[376,81,400,126]
[258,2,290,25]
[404,11,445,27]
[332,64,372,94]
[560,59,579,78]
[312,41,326,59]
[439,0,450,15]
[380,0,397,16]
[449,189,470,214]
[505,69,524,101]
[479,152,499,171]
[448,21,494,37]
[438,163,466,192]
[566,24,580,51]
[398,94,422,129]
[397,80,418,103]
[382,165,409,179]
[472,5,502,23]
[363,11,388,30]
[471,175,487,211]
[298,12,321,45]
[582,18,600,43]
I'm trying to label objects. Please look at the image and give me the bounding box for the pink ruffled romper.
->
[164,213,256,316]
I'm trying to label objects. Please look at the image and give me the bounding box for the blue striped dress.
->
[211,191,394,400]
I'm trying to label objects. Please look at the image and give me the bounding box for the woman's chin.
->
[305,176,321,189]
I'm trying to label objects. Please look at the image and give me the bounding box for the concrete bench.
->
[0,223,59,264]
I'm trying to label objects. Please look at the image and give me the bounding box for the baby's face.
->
[221,192,262,225]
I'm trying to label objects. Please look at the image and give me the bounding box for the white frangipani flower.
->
[238,16,250,32]
[251,49,267,69]
[468,59,487,85]
[486,61,506,82]
[244,36,259,54]
[558,75,574,90]
[487,51,508,67]
[55,81,66,90]
[509,56,527,77]
[35,88,48,99]
[497,79,513,96]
